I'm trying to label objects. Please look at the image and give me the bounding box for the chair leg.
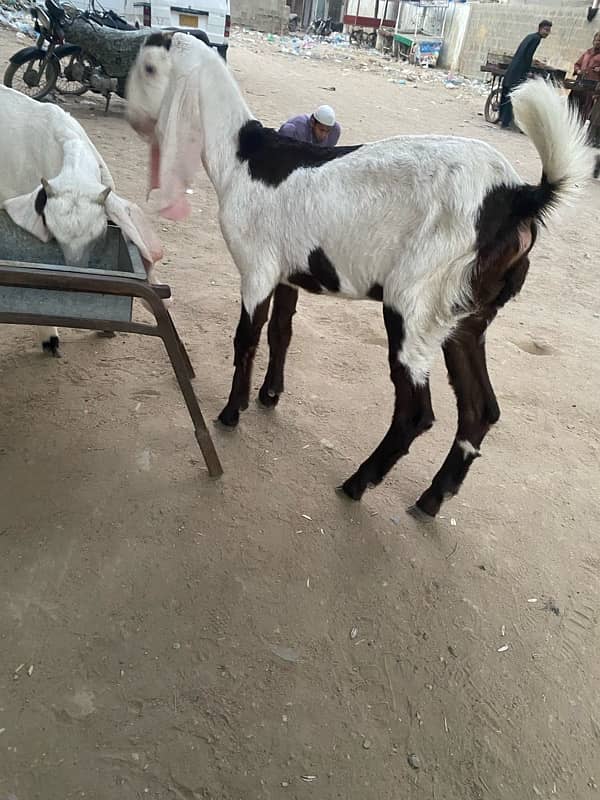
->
[159,315,223,477]
[168,312,195,380]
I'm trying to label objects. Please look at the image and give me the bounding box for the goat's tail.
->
[511,78,592,219]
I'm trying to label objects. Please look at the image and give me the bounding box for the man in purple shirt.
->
[278,105,341,147]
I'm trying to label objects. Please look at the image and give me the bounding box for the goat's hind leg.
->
[340,305,435,501]
[415,315,499,517]
[218,292,272,428]
[258,284,298,409]
[40,326,61,358]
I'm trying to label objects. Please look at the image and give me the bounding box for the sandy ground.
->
[1,27,599,800]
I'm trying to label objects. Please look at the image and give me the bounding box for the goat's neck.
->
[197,58,253,195]
[58,139,104,189]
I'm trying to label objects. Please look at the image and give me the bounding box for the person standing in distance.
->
[498,20,553,130]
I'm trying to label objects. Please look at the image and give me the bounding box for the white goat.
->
[0,85,163,355]
[125,33,591,516]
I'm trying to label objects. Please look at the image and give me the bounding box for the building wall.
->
[439,3,471,73]
[231,0,290,33]
[440,1,596,78]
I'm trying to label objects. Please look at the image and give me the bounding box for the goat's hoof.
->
[258,385,280,408]
[337,478,364,502]
[97,330,117,338]
[42,336,61,358]
[412,491,440,519]
[407,503,436,522]
[217,407,240,428]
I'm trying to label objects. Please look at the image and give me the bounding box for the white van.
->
[98,0,231,58]
[134,0,230,57]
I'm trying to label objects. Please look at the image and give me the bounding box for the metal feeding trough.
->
[0,211,222,478]
[0,215,145,322]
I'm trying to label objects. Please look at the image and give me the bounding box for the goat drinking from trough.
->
[125,33,591,517]
[0,85,163,356]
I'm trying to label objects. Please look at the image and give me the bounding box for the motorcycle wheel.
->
[4,54,59,100]
[55,53,92,96]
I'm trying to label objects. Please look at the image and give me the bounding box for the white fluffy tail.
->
[511,79,592,203]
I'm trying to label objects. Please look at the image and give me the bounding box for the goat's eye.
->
[145,64,156,76]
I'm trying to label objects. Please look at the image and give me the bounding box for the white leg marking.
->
[458,439,480,459]
[39,326,59,343]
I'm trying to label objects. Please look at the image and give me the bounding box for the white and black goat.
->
[125,32,591,517]
[0,85,162,355]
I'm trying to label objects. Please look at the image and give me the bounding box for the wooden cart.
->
[564,76,600,146]
[480,51,567,124]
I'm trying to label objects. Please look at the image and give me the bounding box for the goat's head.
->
[39,177,111,266]
[126,32,174,139]
[126,32,209,220]
[3,175,111,267]
[4,132,162,266]
[4,172,163,269]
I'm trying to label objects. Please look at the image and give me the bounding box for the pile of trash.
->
[231,27,489,99]
[233,28,360,64]
[0,0,36,37]
[385,66,489,97]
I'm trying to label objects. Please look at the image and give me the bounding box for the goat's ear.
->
[105,192,163,266]
[97,186,112,205]
[4,187,52,242]
[152,69,203,220]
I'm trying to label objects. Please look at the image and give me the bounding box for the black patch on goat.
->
[367,283,383,301]
[287,248,340,294]
[476,175,557,252]
[287,271,323,293]
[473,178,556,311]
[383,305,406,367]
[308,248,340,292]
[144,31,173,49]
[35,186,48,227]
[237,120,362,187]
[35,186,47,215]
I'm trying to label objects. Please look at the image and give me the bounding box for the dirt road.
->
[0,28,599,800]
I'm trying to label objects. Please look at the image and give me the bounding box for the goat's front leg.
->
[415,315,499,517]
[340,305,435,500]
[218,293,272,428]
[40,326,61,357]
[258,284,298,408]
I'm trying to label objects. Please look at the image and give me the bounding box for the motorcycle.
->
[57,3,151,109]
[307,17,343,37]
[85,4,137,30]
[5,0,213,110]
[3,0,139,101]
[3,0,75,100]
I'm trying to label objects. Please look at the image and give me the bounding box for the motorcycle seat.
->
[64,17,150,77]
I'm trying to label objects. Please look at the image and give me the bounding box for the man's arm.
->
[278,122,300,140]
[522,35,541,72]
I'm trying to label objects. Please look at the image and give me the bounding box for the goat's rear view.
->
[126,34,592,517]
[412,80,591,516]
